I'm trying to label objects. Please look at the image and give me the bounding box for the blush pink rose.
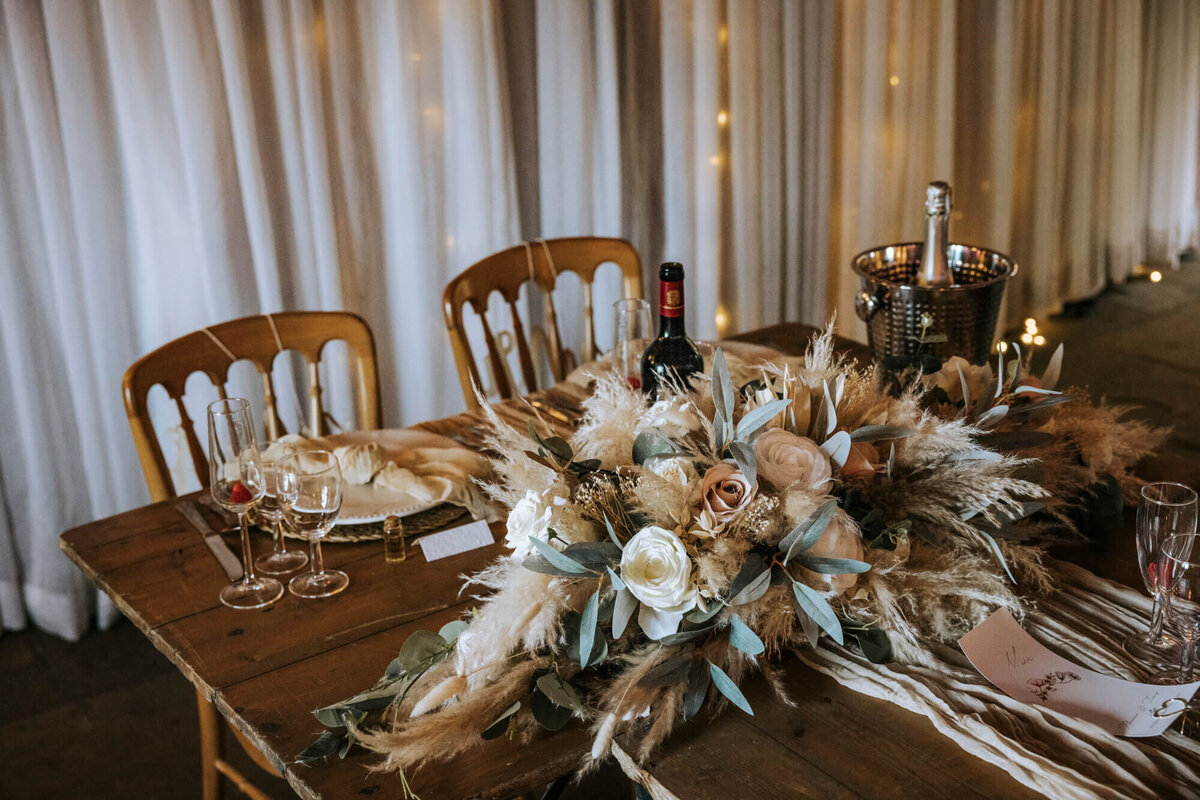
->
[800,511,865,595]
[755,429,832,491]
[699,462,756,523]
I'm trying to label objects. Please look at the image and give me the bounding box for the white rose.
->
[504,489,563,557]
[755,429,831,491]
[647,456,697,488]
[620,526,698,640]
[643,397,700,439]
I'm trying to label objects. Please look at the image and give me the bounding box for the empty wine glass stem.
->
[272,518,287,553]
[238,512,257,582]
[1150,593,1168,643]
[1183,633,1197,683]
[311,538,325,576]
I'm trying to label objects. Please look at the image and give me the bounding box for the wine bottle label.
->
[659,280,684,318]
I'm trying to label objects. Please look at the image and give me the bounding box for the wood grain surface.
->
[62,324,1158,799]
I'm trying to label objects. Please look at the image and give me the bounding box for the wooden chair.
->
[121,310,381,800]
[443,236,643,408]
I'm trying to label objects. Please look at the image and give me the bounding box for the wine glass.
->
[1123,482,1197,664]
[206,398,284,610]
[612,298,653,390]
[252,441,309,575]
[280,450,348,599]
[1149,533,1200,686]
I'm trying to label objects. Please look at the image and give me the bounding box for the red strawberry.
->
[626,376,642,390]
[230,481,252,504]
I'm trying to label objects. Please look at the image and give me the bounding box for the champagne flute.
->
[281,450,348,599]
[252,441,309,575]
[1149,533,1200,686]
[1123,482,1197,664]
[612,298,653,390]
[206,398,284,610]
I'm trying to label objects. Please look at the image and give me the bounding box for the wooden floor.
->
[2,254,1197,799]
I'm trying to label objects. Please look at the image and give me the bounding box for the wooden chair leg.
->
[196,689,222,800]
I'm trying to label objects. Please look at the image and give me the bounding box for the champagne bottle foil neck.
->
[925,181,952,216]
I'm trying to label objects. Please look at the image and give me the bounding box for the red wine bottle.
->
[640,262,704,400]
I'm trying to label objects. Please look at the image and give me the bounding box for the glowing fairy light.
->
[1150,270,1163,283]
[1020,332,1034,345]
[1033,335,1045,346]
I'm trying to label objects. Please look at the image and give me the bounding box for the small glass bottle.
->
[383,515,406,563]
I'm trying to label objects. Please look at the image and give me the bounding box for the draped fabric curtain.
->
[1,0,1198,640]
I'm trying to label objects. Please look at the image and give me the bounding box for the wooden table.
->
[61,324,1165,800]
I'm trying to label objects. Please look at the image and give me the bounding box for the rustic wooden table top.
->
[61,323,1177,800]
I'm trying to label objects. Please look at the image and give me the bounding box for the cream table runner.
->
[793,560,1200,799]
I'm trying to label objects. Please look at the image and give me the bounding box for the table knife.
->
[176,501,244,582]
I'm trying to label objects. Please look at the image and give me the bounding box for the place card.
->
[961,609,1200,737]
[417,519,495,562]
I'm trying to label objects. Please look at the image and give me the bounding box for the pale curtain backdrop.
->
[2,0,1198,640]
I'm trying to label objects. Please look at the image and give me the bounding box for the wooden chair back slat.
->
[506,299,539,393]
[476,313,514,401]
[443,237,642,408]
[123,311,381,502]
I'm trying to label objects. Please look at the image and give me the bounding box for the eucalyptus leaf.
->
[707,661,754,715]
[1005,395,1072,418]
[632,431,677,465]
[522,554,592,578]
[791,581,844,645]
[602,586,632,639]
[1013,385,1063,396]
[523,450,560,471]
[659,626,713,645]
[542,435,574,462]
[712,349,734,425]
[603,515,623,549]
[345,695,400,713]
[781,499,838,564]
[713,411,726,456]
[638,655,693,688]
[529,537,595,575]
[563,541,622,571]
[795,555,872,575]
[728,569,771,606]
[338,730,355,758]
[957,364,970,414]
[728,616,765,656]
[1041,343,1064,390]
[819,430,851,468]
[975,405,1008,430]
[978,528,1017,584]
[686,601,725,623]
[843,623,894,663]
[314,707,343,727]
[728,441,757,487]
[793,603,819,647]
[295,730,345,764]
[607,566,625,591]
[530,688,573,731]
[536,672,585,711]
[480,701,521,740]
[848,425,915,442]
[397,630,447,673]
[735,398,792,442]
[682,659,711,721]
[438,619,469,643]
[727,552,769,601]
[886,443,896,478]
[579,590,600,669]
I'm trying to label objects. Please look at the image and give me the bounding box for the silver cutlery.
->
[176,501,244,581]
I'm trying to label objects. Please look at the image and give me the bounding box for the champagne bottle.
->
[640,262,704,400]
[916,181,953,286]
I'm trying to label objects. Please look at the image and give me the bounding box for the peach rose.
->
[699,462,755,524]
[841,441,880,478]
[800,511,865,595]
[755,429,832,491]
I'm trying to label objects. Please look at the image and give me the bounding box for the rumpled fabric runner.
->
[793,559,1200,799]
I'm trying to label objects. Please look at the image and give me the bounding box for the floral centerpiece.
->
[297,326,1161,789]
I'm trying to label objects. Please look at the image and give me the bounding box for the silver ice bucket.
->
[852,242,1018,366]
